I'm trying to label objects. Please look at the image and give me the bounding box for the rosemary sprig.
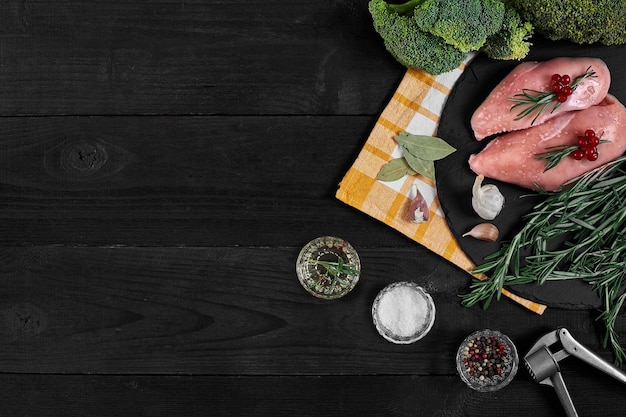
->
[308,257,359,292]
[598,292,626,366]
[536,138,609,172]
[508,66,597,125]
[535,144,579,171]
[461,155,626,364]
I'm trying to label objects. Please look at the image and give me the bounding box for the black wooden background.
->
[1,1,625,416]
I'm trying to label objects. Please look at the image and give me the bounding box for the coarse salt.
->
[373,282,435,344]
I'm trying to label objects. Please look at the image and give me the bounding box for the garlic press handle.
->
[550,371,578,417]
[558,328,626,384]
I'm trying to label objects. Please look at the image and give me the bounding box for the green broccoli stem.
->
[386,0,427,16]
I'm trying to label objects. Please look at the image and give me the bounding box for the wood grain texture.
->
[0,115,411,246]
[1,374,625,417]
[0,0,403,116]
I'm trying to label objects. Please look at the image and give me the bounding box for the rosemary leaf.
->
[535,144,578,171]
[569,216,596,231]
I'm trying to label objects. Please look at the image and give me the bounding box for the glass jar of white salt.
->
[372,281,436,344]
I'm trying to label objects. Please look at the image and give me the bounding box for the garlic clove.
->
[409,185,430,223]
[462,223,499,242]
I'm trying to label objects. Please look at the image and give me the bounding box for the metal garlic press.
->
[524,327,626,417]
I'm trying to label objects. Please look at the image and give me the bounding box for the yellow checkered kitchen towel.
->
[336,58,546,314]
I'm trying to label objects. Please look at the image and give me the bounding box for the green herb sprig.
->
[307,258,359,292]
[535,144,580,171]
[377,132,456,182]
[536,139,609,171]
[461,155,626,364]
[508,66,597,125]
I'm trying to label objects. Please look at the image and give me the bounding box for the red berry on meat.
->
[586,147,599,161]
[572,149,585,160]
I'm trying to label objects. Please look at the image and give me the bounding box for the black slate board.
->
[436,37,626,309]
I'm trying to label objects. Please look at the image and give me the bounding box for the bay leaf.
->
[376,158,417,182]
[395,132,456,161]
[402,147,435,181]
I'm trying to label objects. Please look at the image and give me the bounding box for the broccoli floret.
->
[412,0,506,52]
[481,6,534,60]
[510,0,626,45]
[369,0,466,75]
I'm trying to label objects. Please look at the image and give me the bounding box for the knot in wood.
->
[0,303,48,339]
[61,140,108,176]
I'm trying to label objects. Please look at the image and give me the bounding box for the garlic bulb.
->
[462,223,499,242]
[472,175,504,220]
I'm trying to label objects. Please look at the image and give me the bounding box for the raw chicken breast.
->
[468,94,626,192]
[471,57,611,140]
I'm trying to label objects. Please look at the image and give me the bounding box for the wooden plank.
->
[1,373,625,416]
[0,115,412,247]
[0,246,620,375]
[0,0,404,116]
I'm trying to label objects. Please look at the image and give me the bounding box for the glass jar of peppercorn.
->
[456,329,519,392]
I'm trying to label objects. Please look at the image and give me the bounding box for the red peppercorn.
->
[578,137,589,148]
[560,74,571,84]
[551,73,561,82]
[557,93,568,102]
[585,129,596,137]
[589,135,600,147]
[552,83,563,93]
